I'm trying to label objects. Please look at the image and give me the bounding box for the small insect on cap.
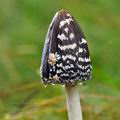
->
[40,10,92,85]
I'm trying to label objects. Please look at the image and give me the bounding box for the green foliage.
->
[0,0,120,120]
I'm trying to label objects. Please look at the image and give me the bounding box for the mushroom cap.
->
[40,10,92,85]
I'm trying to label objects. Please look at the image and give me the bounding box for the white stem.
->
[65,84,83,120]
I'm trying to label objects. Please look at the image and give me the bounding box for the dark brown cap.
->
[40,10,92,85]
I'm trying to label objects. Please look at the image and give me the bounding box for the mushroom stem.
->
[65,84,83,120]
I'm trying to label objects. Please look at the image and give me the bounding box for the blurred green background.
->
[0,0,120,120]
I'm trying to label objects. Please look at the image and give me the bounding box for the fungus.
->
[40,10,92,120]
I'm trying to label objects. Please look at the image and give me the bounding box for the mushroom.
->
[40,10,92,120]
